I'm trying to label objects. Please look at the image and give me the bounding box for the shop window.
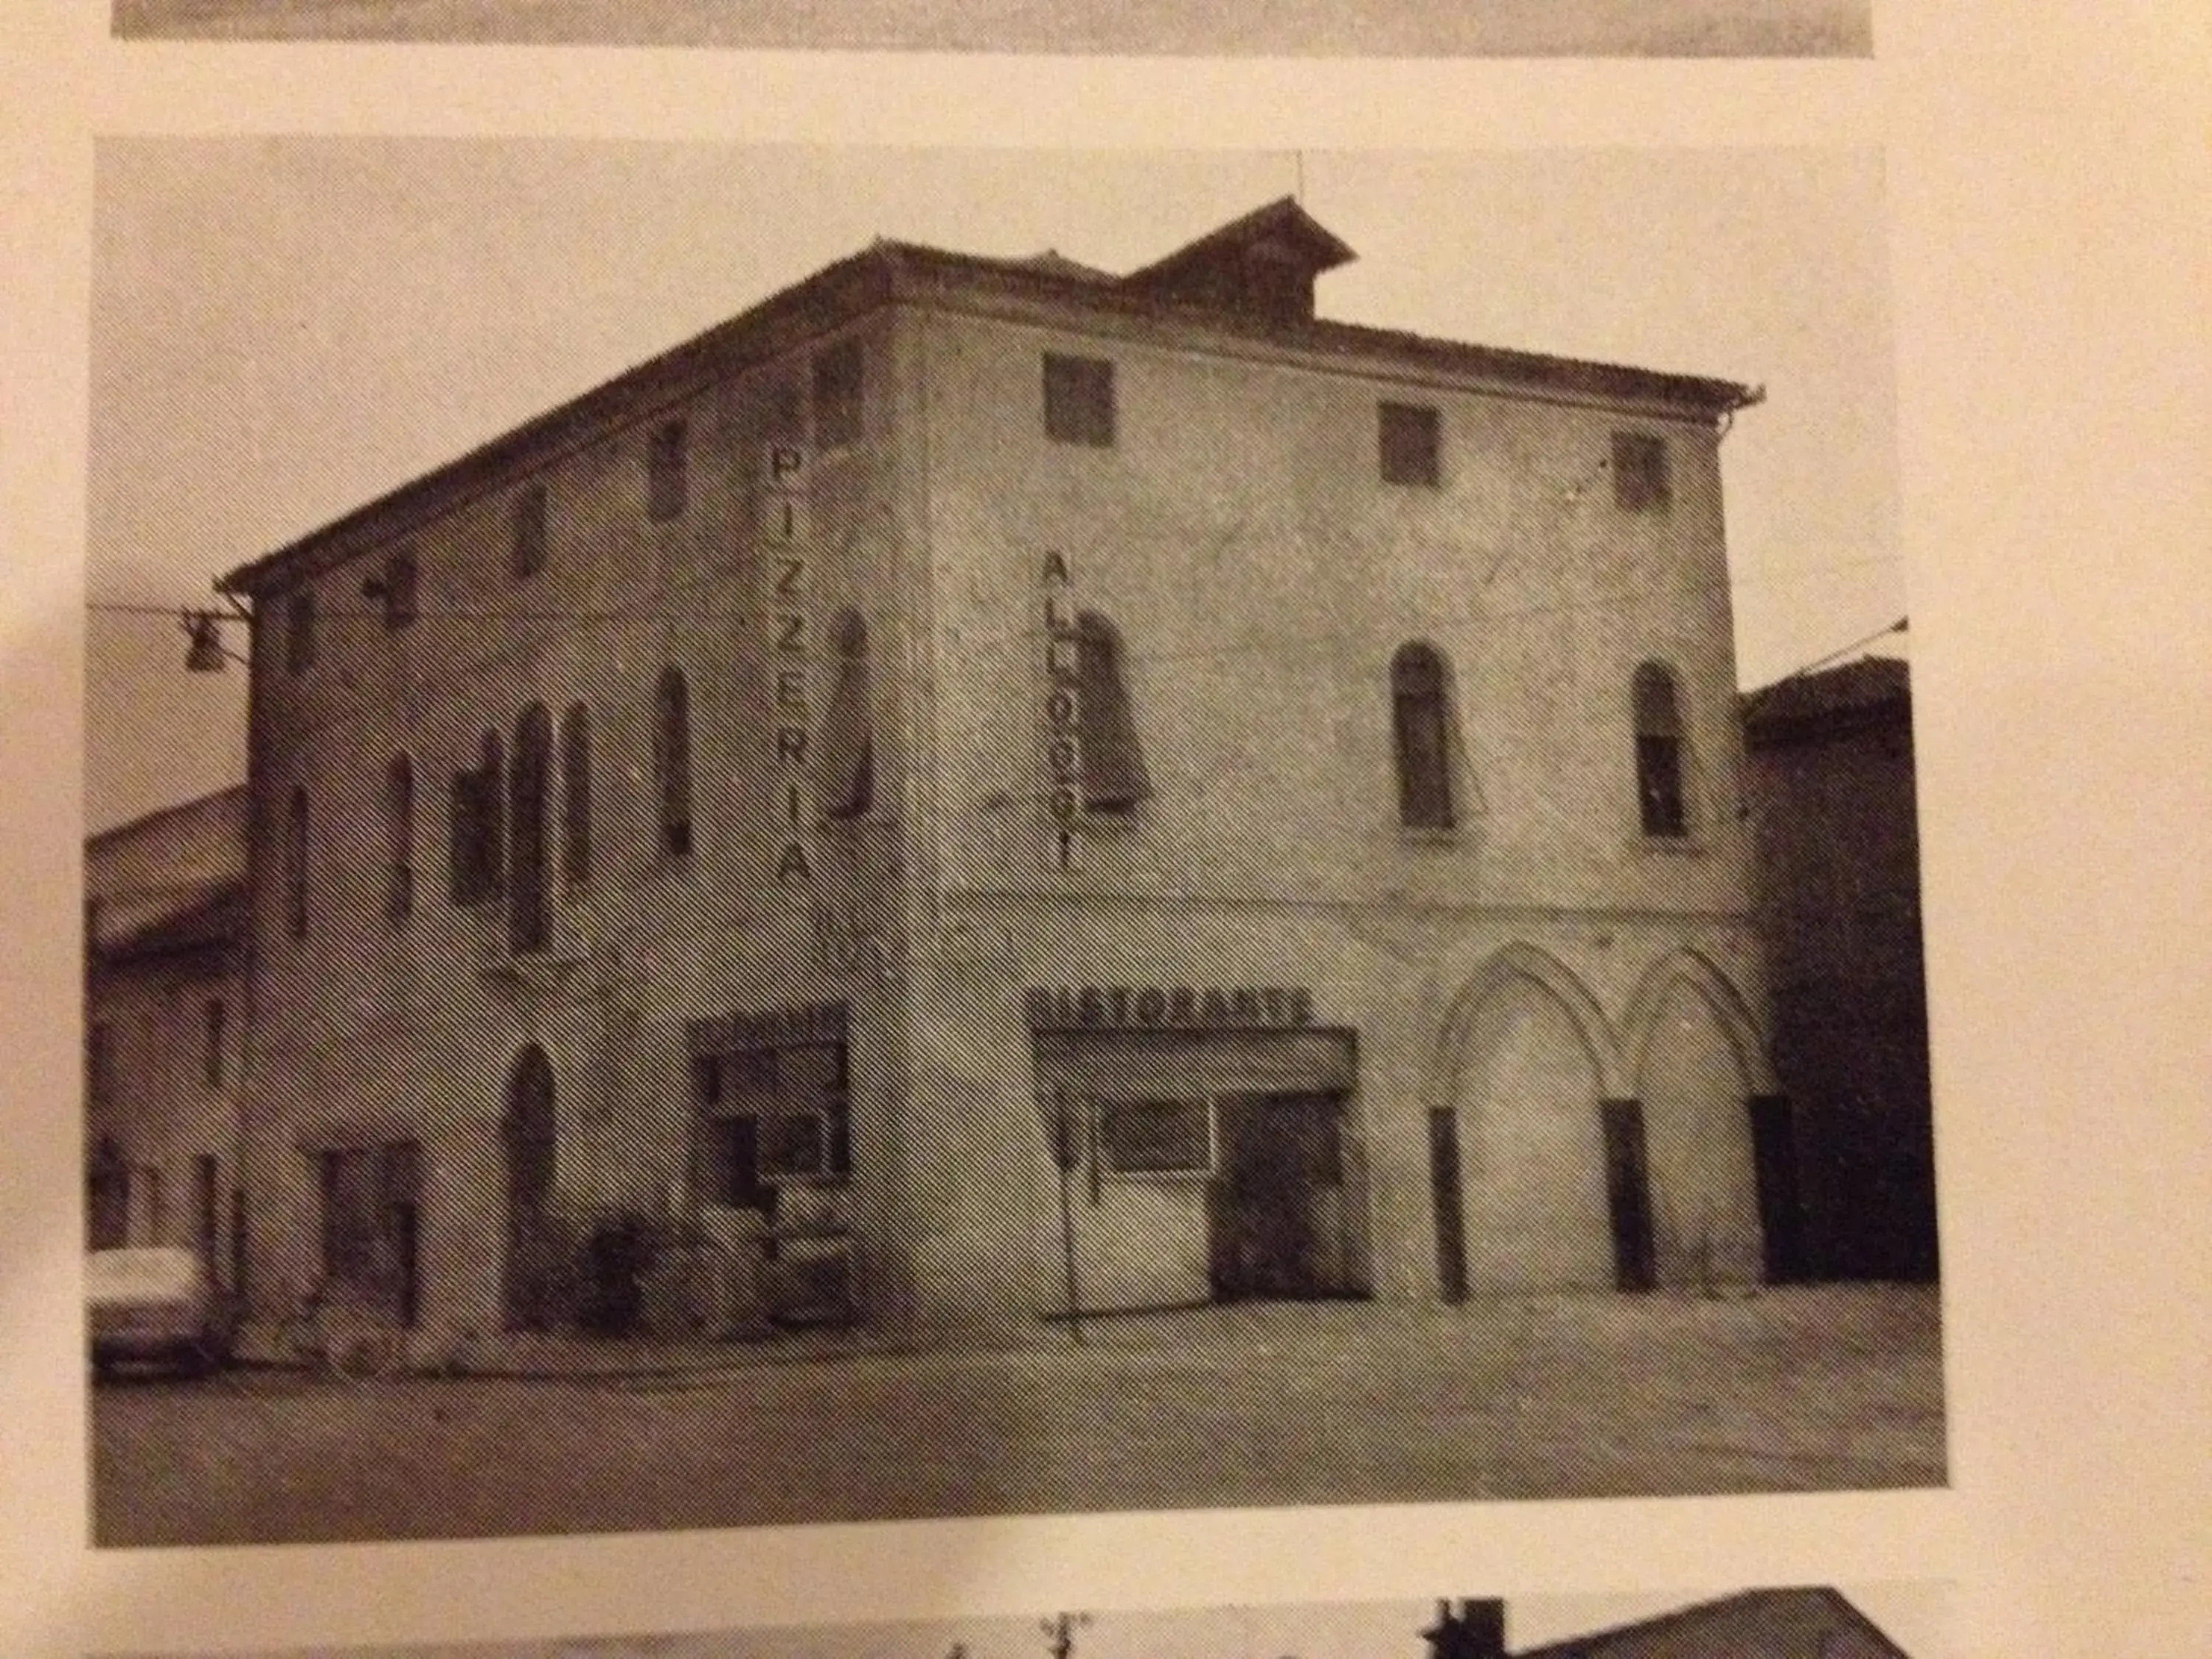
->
[1043,353,1116,448]
[1076,611,1150,812]
[509,703,552,954]
[285,588,316,674]
[1633,661,1690,838]
[710,1042,851,1186]
[813,338,865,450]
[1378,401,1441,487]
[818,611,874,821]
[450,731,505,905]
[653,667,694,858]
[1097,1097,1214,1177]
[560,702,592,884]
[1613,431,1672,514]
[378,546,418,631]
[647,417,689,522]
[1391,642,1457,831]
[284,785,310,938]
[511,482,548,579]
[203,998,226,1089]
[384,753,415,923]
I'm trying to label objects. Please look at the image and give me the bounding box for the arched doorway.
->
[1450,971,1614,1293]
[1635,975,1764,1288]
[502,1045,559,1331]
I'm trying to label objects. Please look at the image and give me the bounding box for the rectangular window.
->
[1612,431,1672,513]
[1043,353,1116,448]
[511,484,549,579]
[712,1041,852,1186]
[1378,401,1441,487]
[813,338,865,450]
[285,588,316,673]
[203,999,226,1089]
[647,418,689,522]
[1097,1097,1214,1177]
[380,546,418,630]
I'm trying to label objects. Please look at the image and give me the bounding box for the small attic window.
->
[1380,403,1441,487]
[1043,354,1116,448]
[1612,431,1672,514]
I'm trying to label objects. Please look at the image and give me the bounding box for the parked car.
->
[88,1247,237,1379]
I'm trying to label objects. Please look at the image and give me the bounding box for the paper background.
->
[3,3,2205,1656]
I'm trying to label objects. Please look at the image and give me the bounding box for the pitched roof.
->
[220,202,1759,599]
[1512,1588,1913,1659]
[1741,655,1910,742]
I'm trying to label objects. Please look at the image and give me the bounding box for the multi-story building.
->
[1742,655,1937,1280]
[215,198,1788,1349]
[84,785,248,1286]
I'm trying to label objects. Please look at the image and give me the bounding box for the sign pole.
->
[1054,1088,1085,1346]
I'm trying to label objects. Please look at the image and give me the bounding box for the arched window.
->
[509,703,552,954]
[384,754,414,924]
[560,702,592,884]
[1075,611,1150,812]
[818,611,874,821]
[1391,643,1457,831]
[654,667,694,858]
[284,785,310,938]
[1633,661,1690,838]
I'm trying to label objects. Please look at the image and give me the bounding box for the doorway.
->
[1208,1092,1354,1301]
[503,1045,558,1330]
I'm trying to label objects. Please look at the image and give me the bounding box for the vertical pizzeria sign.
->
[1041,550,1081,873]
[762,443,813,886]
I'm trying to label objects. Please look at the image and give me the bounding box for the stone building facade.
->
[84,785,248,1286]
[217,199,1786,1347]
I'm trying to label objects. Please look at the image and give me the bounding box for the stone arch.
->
[1621,947,1776,1094]
[1623,948,1771,1288]
[1433,942,1627,1105]
[1433,944,1627,1294]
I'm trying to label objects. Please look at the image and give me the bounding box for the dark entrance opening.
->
[1600,1097,1658,1293]
[1427,1107,1470,1303]
[1208,1092,1354,1301]
[502,1045,558,1330]
[1747,1092,1807,1284]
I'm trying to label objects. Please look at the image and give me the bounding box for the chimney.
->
[1421,1599,1507,1659]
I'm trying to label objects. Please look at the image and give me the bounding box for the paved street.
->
[94,1286,1943,1547]
[111,0,1870,55]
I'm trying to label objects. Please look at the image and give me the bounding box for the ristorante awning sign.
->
[1023,985,1317,1031]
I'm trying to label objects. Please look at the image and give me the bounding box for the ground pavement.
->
[94,1284,1944,1547]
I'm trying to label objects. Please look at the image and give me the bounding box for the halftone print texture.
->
[87,184,1941,1549]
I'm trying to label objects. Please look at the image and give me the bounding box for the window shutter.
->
[1077,613,1150,810]
[818,615,874,820]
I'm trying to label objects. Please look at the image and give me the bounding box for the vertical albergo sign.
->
[1041,550,1081,873]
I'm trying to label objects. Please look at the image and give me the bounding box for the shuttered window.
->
[818,611,874,821]
[1075,611,1149,811]
[1633,661,1689,838]
[1391,642,1457,831]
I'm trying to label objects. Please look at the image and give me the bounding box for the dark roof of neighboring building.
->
[1741,655,1911,745]
[91,877,247,966]
[1512,1588,1912,1659]
[86,782,250,858]
[220,201,1761,601]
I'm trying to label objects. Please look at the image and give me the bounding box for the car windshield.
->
[87,1248,200,1301]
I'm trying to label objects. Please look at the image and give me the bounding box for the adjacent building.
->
[84,785,249,1287]
[214,198,1792,1350]
[1742,655,1937,1280]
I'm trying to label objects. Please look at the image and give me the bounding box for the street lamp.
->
[180,609,248,672]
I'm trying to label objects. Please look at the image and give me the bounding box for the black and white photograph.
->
[83,142,1944,1551]
[109,1587,1953,1659]
[107,0,1873,58]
